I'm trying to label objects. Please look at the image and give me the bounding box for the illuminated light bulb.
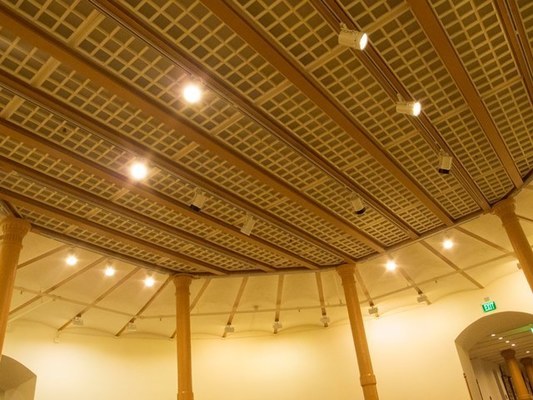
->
[511,343,516,347]
[66,253,78,266]
[182,82,203,104]
[144,276,155,287]
[104,265,116,277]
[490,333,496,337]
[412,101,422,116]
[505,340,510,343]
[443,239,454,249]
[129,160,148,181]
[396,101,421,116]
[386,260,397,271]
[498,337,503,340]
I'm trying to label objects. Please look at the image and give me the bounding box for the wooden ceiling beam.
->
[406,0,523,188]
[57,267,141,332]
[90,0,418,241]
[10,256,105,317]
[201,0,453,227]
[494,0,533,107]
[0,154,278,272]
[222,277,248,338]
[455,227,511,254]
[315,272,329,327]
[0,4,383,253]
[0,113,322,269]
[16,244,70,270]
[273,275,284,334]
[313,0,490,211]
[115,275,173,337]
[0,188,228,275]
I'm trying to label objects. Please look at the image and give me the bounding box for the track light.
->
[350,194,366,215]
[338,25,368,50]
[240,214,256,236]
[320,315,330,326]
[224,324,235,333]
[438,152,453,174]
[417,294,429,304]
[73,314,84,326]
[190,190,206,212]
[396,101,421,116]
[272,320,283,330]
[368,306,379,315]
[126,320,137,332]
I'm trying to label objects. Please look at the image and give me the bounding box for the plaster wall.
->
[4,271,532,400]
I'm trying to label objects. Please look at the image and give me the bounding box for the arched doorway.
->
[456,311,533,400]
[0,355,36,399]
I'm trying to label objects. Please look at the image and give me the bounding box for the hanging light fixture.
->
[338,25,368,50]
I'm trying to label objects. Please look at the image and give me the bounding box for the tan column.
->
[0,217,30,357]
[493,198,533,292]
[337,264,379,400]
[521,358,533,391]
[174,275,193,400]
[502,349,531,400]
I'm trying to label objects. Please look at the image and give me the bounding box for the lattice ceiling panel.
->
[341,0,405,29]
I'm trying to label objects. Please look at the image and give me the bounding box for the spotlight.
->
[144,276,155,287]
[438,152,453,174]
[240,214,256,236]
[272,320,283,330]
[66,251,78,266]
[224,324,235,334]
[386,260,397,271]
[368,306,379,315]
[320,315,330,326]
[417,294,429,304]
[442,239,454,250]
[73,314,84,326]
[338,26,368,50]
[190,190,206,212]
[104,264,116,277]
[182,81,203,104]
[396,101,422,116]
[129,160,149,181]
[350,194,366,215]
[126,320,137,332]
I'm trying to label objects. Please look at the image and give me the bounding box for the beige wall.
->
[4,271,532,400]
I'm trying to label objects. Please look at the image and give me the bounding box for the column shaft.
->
[502,349,531,400]
[174,275,193,400]
[521,358,533,392]
[337,264,379,400]
[0,217,30,357]
[493,198,533,292]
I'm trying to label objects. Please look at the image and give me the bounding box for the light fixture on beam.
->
[126,320,137,332]
[386,260,397,271]
[73,314,84,326]
[320,315,330,326]
[338,25,368,50]
[368,306,378,315]
[104,262,116,277]
[272,320,283,330]
[144,276,155,288]
[442,238,454,250]
[396,101,422,116]
[350,194,366,215]
[438,151,453,174]
[240,214,256,236]
[224,324,235,334]
[190,190,206,212]
[417,293,429,304]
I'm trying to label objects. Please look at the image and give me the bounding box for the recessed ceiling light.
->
[144,276,155,287]
[386,260,397,271]
[104,265,116,277]
[490,333,496,337]
[182,82,203,104]
[498,337,503,340]
[129,160,148,181]
[443,239,454,250]
[66,253,78,266]
[527,351,530,354]
[505,340,510,343]
[511,343,516,347]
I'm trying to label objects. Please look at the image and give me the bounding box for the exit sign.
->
[482,300,497,313]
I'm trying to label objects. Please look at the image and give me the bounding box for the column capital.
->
[337,264,356,280]
[1,216,31,243]
[174,274,193,290]
[501,349,516,360]
[492,197,516,220]
[521,357,532,367]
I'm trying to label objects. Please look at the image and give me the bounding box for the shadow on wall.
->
[0,355,36,400]
[455,311,533,400]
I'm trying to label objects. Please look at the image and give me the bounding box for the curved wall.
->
[4,271,533,400]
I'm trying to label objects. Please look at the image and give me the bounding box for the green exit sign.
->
[482,301,497,313]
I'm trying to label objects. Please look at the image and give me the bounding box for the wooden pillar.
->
[337,264,380,400]
[502,349,531,400]
[493,198,533,292]
[174,275,193,400]
[521,358,533,392]
[0,216,30,357]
